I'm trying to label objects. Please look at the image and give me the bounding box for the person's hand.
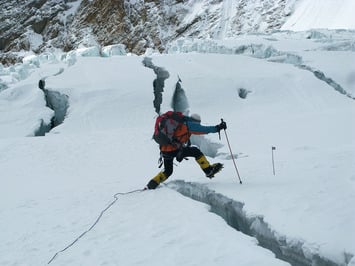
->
[216,121,227,131]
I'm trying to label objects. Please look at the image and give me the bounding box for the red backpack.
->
[153,111,186,146]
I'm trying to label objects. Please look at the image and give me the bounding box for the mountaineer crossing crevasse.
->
[145,111,226,190]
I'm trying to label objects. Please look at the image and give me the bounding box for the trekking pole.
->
[271,146,276,175]
[221,119,242,184]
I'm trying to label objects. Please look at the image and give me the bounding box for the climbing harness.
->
[47,188,144,264]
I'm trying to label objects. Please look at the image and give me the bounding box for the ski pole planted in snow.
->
[271,146,276,175]
[221,119,242,184]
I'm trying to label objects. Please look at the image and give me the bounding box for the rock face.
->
[0,0,294,64]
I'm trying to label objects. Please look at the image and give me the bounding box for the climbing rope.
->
[47,188,144,264]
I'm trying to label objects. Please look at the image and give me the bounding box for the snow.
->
[217,0,236,39]
[0,84,53,138]
[101,44,127,57]
[282,0,355,31]
[1,1,355,262]
[24,29,44,51]
[1,30,354,265]
[61,0,83,22]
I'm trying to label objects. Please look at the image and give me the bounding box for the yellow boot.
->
[153,172,168,183]
[196,155,211,173]
[147,172,167,189]
[196,155,223,178]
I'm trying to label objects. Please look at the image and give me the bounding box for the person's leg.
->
[146,152,175,189]
[178,146,203,160]
[178,146,214,175]
[179,146,223,177]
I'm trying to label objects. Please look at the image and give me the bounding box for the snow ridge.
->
[167,30,355,100]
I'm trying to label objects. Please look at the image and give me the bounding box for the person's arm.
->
[186,121,218,135]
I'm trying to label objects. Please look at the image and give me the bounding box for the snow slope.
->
[282,0,355,31]
[0,56,289,266]
[0,30,355,266]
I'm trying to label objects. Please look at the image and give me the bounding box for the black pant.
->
[162,146,203,178]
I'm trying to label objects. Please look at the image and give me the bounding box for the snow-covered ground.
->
[281,0,355,31]
[1,29,355,266]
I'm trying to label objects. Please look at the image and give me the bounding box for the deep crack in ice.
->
[168,180,351,266]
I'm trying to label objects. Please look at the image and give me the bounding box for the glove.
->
[216,121,227,131]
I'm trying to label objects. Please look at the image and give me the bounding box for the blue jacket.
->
[186,120,218,135]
